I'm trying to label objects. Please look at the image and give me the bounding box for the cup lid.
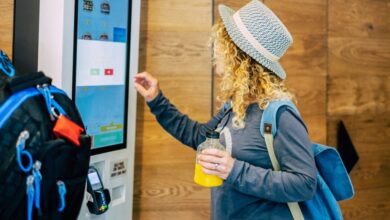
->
[206,131,220,139]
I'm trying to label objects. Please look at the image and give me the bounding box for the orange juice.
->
[194,163,223,187]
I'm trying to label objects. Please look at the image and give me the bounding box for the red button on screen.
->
[104,69,114,75]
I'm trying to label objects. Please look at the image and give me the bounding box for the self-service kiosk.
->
[13,0,141,219]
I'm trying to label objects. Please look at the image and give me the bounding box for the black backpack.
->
[0,50,91,219]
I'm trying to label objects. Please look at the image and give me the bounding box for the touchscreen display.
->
[74,0,130,151]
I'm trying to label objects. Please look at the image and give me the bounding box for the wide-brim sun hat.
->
[218,0,293,80]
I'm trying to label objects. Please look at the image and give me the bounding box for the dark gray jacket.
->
[147,92,317,220]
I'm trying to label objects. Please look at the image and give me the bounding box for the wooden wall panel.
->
[339,187,390,219]
[280,35,327,77]
[327,115,390,189]
[134,0,212,219]
[267,0,327,143]
[328,75,390,115]
[329,38,390,77]
[329,0,390,38]
[0,0,14,57]
[265,0,326,36]
[328,0,390,219]
[302,115,327,145]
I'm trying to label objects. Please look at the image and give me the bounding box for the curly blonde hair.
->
[211,21,296,129]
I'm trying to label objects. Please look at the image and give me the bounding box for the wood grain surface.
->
[134,0,212,219]
[327,115,390,190]
[280,34,327,77]
[329,37,390,77]
[329,0,390,38]
[328,0,390,219]
[0,0,14,57]
[339,187,390,220]
[328,75,390,115]
[265,0,326,35]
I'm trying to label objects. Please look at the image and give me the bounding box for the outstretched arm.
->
[134,72,225,149]
[147,91,225,149]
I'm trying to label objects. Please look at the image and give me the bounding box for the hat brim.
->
[218,4,287,80]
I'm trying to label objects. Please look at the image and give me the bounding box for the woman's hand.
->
[197,148,235,180]
[133,72,160,102]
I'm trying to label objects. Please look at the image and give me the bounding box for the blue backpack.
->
[260,100,354,220]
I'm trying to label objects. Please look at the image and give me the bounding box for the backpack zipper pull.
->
[17,130,29,148]
[37,84,56,121]
[15,130,33,173]
[26,175,35,220]
[33,160,42,215]
[57,181,67,212]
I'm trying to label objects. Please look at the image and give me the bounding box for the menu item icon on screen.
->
[100,34,109,41]
[101,0,110,15]
[104,69,114,76]
[83,0,93,12]
[82,32,93,40]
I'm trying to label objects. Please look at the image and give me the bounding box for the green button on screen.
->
[93,131,123,148]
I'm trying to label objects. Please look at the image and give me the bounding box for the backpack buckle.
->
[264,123,272,134]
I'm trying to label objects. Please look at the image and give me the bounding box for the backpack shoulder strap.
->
[221,101,232,113]
[260,100,300,137]
[0,86,68,128]
[260,100,304,220]
[260,100,300,170]
[0,50,15,78]
[6,72,52,93]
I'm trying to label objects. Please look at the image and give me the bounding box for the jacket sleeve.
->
[225,108,317,202]
[146,91,226,150]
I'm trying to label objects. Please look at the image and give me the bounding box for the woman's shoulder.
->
[275,106,308,133]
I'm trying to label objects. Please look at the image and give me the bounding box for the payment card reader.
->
[86,166,111,215]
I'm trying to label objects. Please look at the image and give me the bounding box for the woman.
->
[133,1,317,219]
